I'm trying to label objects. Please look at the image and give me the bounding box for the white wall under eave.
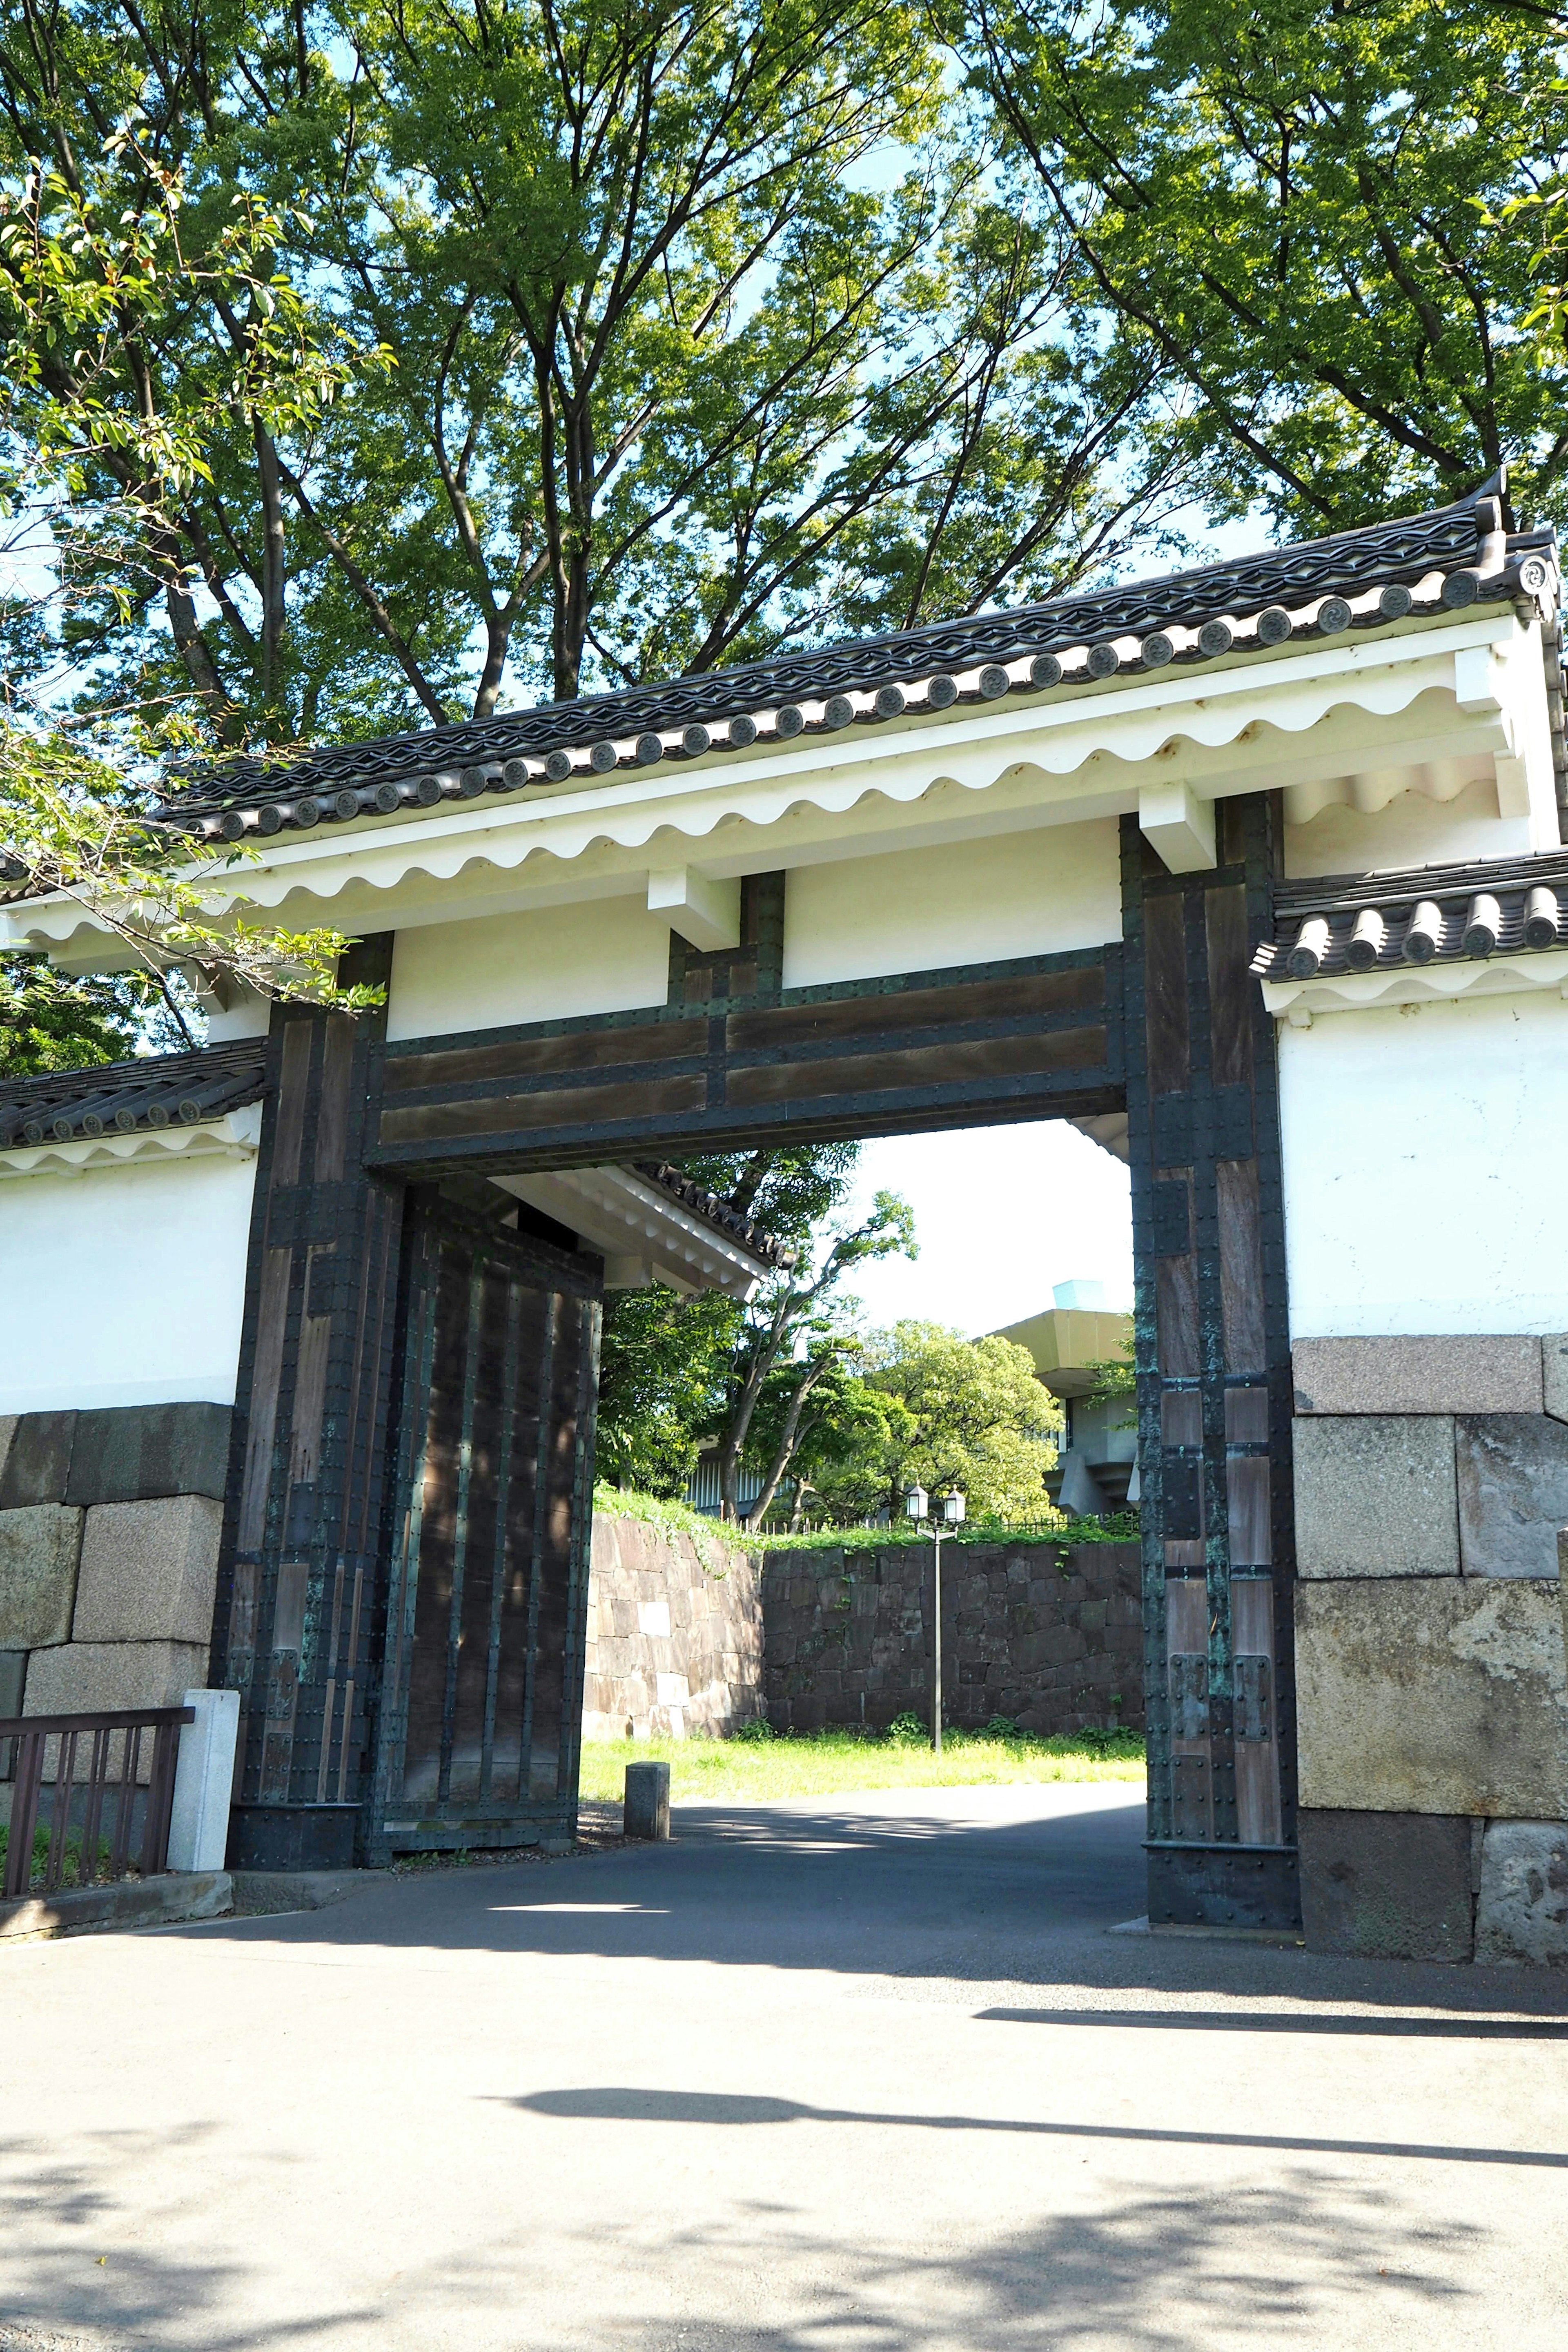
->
[781,817,1122,990]
[1283,773,1535,880]
[388,895,673,1041]
[0,1149,258,1413]
[1278,991,1568,1337]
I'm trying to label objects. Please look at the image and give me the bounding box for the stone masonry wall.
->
[0,1404,231,1780]
[583,1512,764,1740]
[1291,1335,1568,1967]
[761,1541,1143,1737]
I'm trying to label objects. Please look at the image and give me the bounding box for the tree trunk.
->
[717,1290,795,1520]
[744,1367,831,1530]
[254,417,286,704]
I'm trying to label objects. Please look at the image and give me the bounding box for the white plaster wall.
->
[1279,991,1568,1336]
[0,1150,258,1412]
[388,895,673,1040]
[781,817,1121,989]
[1283,774,1532,880]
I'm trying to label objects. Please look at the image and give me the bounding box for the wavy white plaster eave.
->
[0,1102,263,1181]
[1262,948,1568,1021]
[0,609,1540,959]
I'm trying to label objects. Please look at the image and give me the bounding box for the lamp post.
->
[904,1483,965,1753]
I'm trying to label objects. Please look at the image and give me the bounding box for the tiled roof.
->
[1253,849,1568,980]
[0,1040,270,1150]
[156,484,1560,837]
[635,1162,795,1269]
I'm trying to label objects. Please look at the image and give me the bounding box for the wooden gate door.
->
[370,1193,602,1857]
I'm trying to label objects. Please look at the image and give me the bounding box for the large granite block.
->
[1294,1336,1542,1416]
[1294,1415,1459,1577]
[0,1504,83,1646]
[23,1637,207,1714]
[22,1639,207,1778]
[73,1494,224,1645]
[1543,1336,1568,1424]
[1476,1815,1561,1966]
[0,1412,77,1508]
[1296,1576,1568,1816]
[1475,1820,1568,1966]
[1456,1414,1568,1578]
[65,1403,233,1506]
[1299,1809,1474,1961]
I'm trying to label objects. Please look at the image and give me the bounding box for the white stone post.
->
[167,1688,239,1873]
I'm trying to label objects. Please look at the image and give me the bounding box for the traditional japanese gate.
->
[192,799,1294,1915]
[8,481,1561,1945]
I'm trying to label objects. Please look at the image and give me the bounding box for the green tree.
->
[966,0,1568,535]
[752,1359,914,1529]
[831,1319,1063,1522]
[0,951,205,1076]
[593,1140,909,1501]
[0,954,133,1075]
[593,1143,921,1517]
[713,1185,916,1523]
[0,1,1185,1069]
[595,1283,739,1497]
[1,0,1183,753]
[0,114,389,1038]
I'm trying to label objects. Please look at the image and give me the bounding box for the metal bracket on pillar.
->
[1139,782,1217,874]
[647,865,742,951]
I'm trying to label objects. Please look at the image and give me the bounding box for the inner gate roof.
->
[154,482,1562,841]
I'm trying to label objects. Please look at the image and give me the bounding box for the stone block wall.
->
[1291,1336,1568,1967]
[0,1405,229,1777]
[761,1541,1143,1737]
[583,1512,764,1740]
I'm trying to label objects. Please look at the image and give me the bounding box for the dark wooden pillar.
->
[210,937,406,1869]
[1122,801,1299,1928]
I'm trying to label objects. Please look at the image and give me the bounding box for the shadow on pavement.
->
[167,1792,1568,2019]
[504,2083,1568,2169]
[597,2175,1478,2350]
[978,2005,1568,2039]
[0,2128,372,2352]
[0,2127,1486,2352]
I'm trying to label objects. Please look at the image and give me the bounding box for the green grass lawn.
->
[578,1722,1146,1806]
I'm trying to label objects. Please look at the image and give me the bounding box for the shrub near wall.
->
[760,1541,1143,1737]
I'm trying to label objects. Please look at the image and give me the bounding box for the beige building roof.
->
[991,1281,1131,1398]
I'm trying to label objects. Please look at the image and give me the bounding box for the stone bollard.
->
[624,1760,671,1842]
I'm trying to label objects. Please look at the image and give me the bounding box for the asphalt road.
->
[6,1780,1568,2351]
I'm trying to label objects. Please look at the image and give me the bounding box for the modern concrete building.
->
[992,1278,1136,1511]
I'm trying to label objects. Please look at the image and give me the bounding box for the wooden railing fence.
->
[0,1707,194,1900]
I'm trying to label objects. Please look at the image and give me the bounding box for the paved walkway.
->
[6,1781,1568,2351]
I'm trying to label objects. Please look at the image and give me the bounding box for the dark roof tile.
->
[1253,849,1568,981]
[0,1040,270,1149]
[635,1162,795,1270]
[157,485,1555,834]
